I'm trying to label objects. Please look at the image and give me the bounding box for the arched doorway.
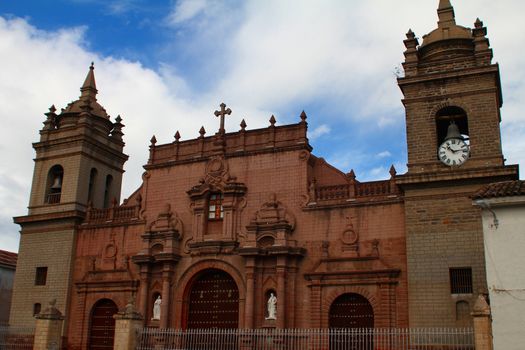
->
[185,268,239,329]
[88,299,118,350]
[329,293,374,350]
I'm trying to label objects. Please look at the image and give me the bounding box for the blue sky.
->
[0,0,524,252]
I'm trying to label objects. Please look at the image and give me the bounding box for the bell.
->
[50,176,62,190]
[444,121,462,140]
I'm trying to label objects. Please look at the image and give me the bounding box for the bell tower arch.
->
[10,64,128,333]
[397,1,518,327]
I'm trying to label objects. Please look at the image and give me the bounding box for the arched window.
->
[45,165,63,204]
[436,106,469,147]
[456,300,471,325]
[103,175,113,208]
[87,168,98,205]
[33,303,41,316]
[208,193,224,220]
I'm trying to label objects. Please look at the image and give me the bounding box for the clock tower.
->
[397,1,518,326]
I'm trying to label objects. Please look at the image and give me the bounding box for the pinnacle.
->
[438,0,452,10]
[80,62,98,101]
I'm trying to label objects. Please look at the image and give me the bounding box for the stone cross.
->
[214,103,232,134]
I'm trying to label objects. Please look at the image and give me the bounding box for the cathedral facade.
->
[9,1,519,349]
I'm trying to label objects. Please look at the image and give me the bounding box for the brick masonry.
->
[9,2,520,349]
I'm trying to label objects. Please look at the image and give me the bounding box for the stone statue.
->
[152,296,161,320]
[265,293,277,320]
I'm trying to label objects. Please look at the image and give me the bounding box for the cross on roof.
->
[214,103,232,134]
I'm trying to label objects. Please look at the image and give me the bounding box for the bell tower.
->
[10,64,128,331]
[397,1,518,327]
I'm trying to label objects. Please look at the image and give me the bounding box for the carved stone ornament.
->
[204,156,230,187]
[341,216,358,245]
[250,193,296,230]
[147,203,183,235]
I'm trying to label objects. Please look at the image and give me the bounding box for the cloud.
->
[166,0,208,25]
[309,124,330,140]
[376,151,392,159]
[0,0,524,253]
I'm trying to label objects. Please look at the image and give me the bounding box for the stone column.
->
[160,266,172,328]
[472,294,493,350]
[244,259,255,329]
[276,256,287,329]
[138,266,150,318]
[113,299,144,350]
[33,299,64,350]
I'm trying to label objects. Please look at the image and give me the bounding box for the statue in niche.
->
[265,293,277,320]
[152,296,161,320]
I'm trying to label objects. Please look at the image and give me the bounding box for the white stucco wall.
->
[476,196,525,350]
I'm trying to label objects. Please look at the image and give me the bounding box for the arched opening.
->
[88,168,98,205]
[329,293,374,350]
[436,106,469,147]
[456,300,472,326]
[103,175,113,208]
[45,165,63,204]
[88,299,118,350]
[184,268,239,329]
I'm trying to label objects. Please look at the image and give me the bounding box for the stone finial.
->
[389,165,397,177]
[36,299,64,320]
[269,115,276,126]
[347,169,356,181]
[80,62,98,102]
[300,110,307,122]
[115,296,143,320]
[199,126,206,138]
[406,29,415,39]
[174,130,181,142]
[49,105,57,113]
[475,18,483,29]
[472,294,491,316]
[150,135,157,145]
[240,119,247,131]
[111,115,124,140]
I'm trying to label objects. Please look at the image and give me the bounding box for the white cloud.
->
[376,151,392,159]
[0,0,524,253]
[309,124,330,140]
[166,0,208,25]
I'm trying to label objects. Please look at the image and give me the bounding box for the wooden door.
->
[329,293,374,350]
[186,269,239,329]
[88,299,118,350]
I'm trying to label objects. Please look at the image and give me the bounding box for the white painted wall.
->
[476,196,525,350]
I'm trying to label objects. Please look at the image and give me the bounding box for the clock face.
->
[438,138,469,166]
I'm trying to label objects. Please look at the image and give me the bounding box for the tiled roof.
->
[0,249,17,269]
[473,180,525,199]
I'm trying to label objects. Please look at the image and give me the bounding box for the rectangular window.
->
[450,267,473,294]
[35,266,48,286]
[208,193,224,220]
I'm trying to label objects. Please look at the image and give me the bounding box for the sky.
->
[0,0,523,253]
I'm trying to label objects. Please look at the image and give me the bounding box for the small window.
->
[450,267,473,294]
[208,193,224,220]
[103,175,113,208]
[87,168,98,204]
[33,303,41,316]
[35,267,48,286]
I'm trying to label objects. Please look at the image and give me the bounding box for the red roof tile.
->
[473,180,525,199]
[0,249,17,268]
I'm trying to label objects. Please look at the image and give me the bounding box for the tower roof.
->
[61,63,109,119]
[421,0,472,47]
